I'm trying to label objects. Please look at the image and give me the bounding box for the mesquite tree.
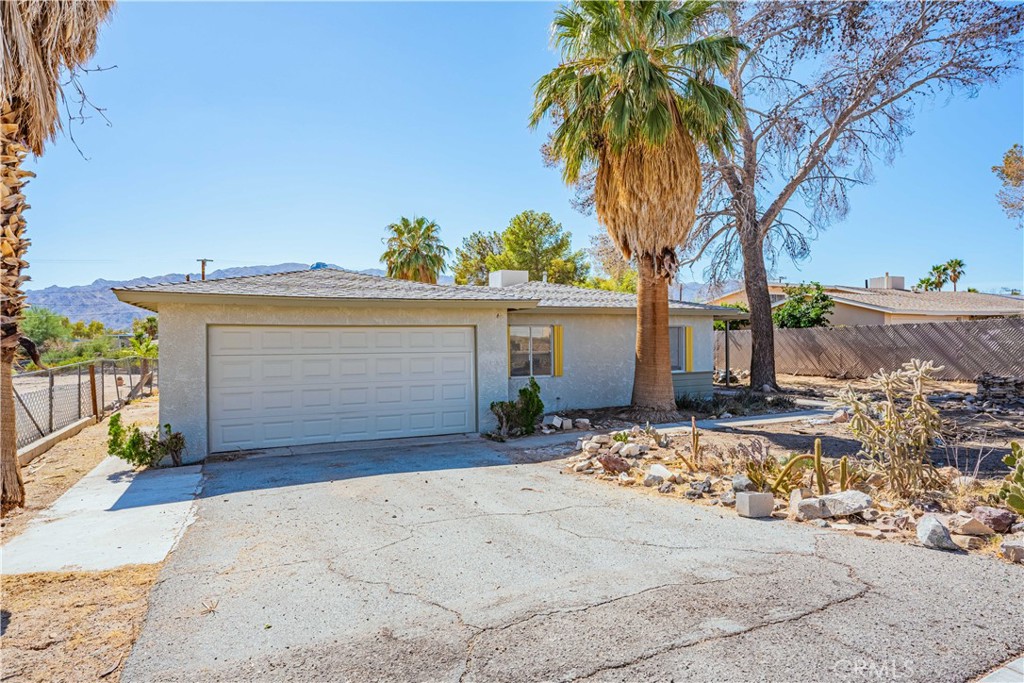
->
[683,1,1024,389]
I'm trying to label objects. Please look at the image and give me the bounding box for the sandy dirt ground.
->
[1,565,161,683]
[771,372,978,397]
[2,398,159,541]
[1,399,163,683]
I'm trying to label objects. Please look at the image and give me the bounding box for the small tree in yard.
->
[772,283,834,329]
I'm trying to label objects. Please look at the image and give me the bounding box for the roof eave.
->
[112,289,541,311]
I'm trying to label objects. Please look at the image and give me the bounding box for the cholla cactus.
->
[838,359,946,498]
[999,442,1024,514]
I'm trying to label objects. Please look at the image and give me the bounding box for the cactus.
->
[999,441,1024,514]
[813,438,830,495]
[690,416,701,466]
[839,456,850,491]
[770,454,813,495]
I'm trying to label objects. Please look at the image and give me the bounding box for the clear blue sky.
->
[26,2,1024,293]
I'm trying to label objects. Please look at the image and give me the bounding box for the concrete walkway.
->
[124,441,1023,682]
[1,456,202,573]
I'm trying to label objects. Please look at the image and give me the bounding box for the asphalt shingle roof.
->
[113,268,736,315]
[114,268,537,302]
[500,281,734,313]
[827,287,1024,315]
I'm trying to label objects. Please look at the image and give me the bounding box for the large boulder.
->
[731,474,758,492]
[917,515,960,551]
[947,512,995,536]
[971,506,1018,534]
[797,490,872,520]
[597,454,631,475]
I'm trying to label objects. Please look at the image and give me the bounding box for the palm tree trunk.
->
[0,347,24,514]
[1,104,29,513]
[630,253,676,411]
[739,223,778,391]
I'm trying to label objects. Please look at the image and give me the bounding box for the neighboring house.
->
[113,269,741,461]
[708,274,1023,326]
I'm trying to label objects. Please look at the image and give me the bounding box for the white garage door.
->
[207,325,476,452]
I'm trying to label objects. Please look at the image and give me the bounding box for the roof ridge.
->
[115,267,314,291]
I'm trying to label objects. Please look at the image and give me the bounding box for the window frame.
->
[669,325,693,372]
[509,325,555,378]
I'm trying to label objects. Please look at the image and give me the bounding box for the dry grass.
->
[0,564,161,683]
[773,373,976,398]
[1,398,159,541]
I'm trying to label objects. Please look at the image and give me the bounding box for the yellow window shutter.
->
[507,325,511,376]
[553,325,564,376]
[684,326,694,372]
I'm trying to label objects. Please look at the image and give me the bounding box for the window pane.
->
[531,326,553,376]
[510,327,531,377]
[669,327,682,371]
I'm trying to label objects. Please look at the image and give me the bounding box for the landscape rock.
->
[971,506,1017,533]
[573,460,593,473]
[947,512,995,536]
[855,528,883,539]
[684,489,703,500]
[648,464,673,479]
[620,443,641,458]
[916,515,960,551]
[609,442,623,455]
[736,492,775,518]
[797,490,872,520]
[831,409,850,424]
[731,474,758,492]
[657,482,675,494]
[643,474,664,487]
[1001,538,1024,564]
[575,418,591,429]
[951,534,984,551]
[593,434,612,445]
[719,490,736,507]
[597,454,631,475]
[690,476,712,494]
[788,488,814,517]
[584,441,601,453]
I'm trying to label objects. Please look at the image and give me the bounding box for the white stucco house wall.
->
[114,268,740,462]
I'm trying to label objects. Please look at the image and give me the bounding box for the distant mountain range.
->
[25,263,721,329]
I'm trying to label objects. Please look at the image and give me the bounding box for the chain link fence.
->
[12,357,159,450]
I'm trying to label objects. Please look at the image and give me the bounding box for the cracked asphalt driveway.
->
[124,439,1023,682]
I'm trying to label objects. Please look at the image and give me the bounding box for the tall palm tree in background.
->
[945,259,966,292]
[381,216,451,284]
[532,0,743,411]
[929,264,949,291]
[1,1,115,514]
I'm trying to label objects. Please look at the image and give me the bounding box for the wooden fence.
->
[714,318,1024,381]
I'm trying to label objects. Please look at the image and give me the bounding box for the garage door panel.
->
[208,325,476,452]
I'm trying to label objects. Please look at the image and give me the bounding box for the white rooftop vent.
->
[866,273,905,290]
[488,270,529,288]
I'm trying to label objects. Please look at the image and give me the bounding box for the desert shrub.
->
[676,390,795,416]
[490,378,544,438]
[839,359,946,498]
[107,413,185,467]
[999,442,1024,514]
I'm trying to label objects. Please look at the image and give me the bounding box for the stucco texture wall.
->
[828,303,886,327]
[507,311,714,413]
[157,302,509,462]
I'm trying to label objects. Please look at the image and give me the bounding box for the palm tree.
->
[1,1,114,514]
[929,264,949,291]
[531,0,743,411]
[945,259,966,292]
[916,277,936,292]
[381,216,451,284]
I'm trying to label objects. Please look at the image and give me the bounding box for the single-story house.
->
[113,268,741,462]
[709,273,1023,326]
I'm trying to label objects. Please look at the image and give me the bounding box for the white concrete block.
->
[736,492,775,518]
